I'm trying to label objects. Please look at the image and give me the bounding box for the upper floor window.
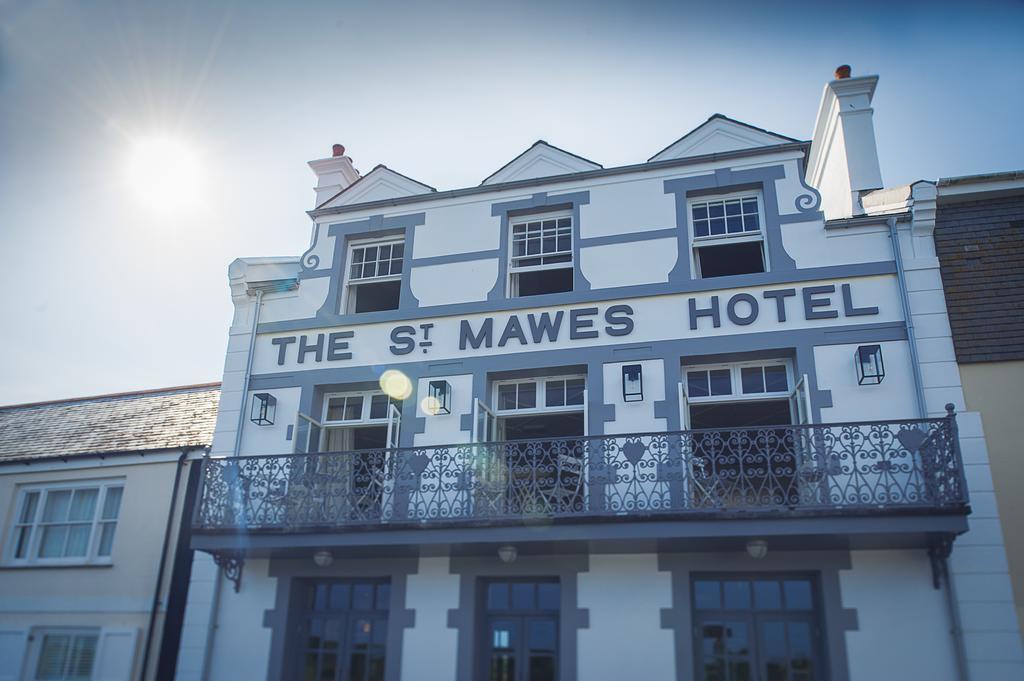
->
[690,193,767,278]
[29,628,99,680]
[508,211,573,297]
[6,480,124,566]
[345,238,404,313]
[494,376,585,414]
[323,391,401,425]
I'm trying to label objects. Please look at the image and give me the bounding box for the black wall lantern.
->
[622,364,644,402]
[250,392,277,425]
[855,344,885,385]
[427,380,452,415]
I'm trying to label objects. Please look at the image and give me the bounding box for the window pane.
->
[369,394,389,420]
[15,526,33,559]
[710,218,727,235]
[565,379,585,406]
[20,491,39,523]
[343,397,363,421]
[487,583,509,610]
[742,198,758,214]
[376,583,391,609]
[783,580,813,610]
[709,369,732,396]
[694,580,721,609]
[708,203,725,218]
[68,489,98,522]
[517,383,536,410]
[67,634,97,679]
[353,583,374,609]
[537,582,560,610]
[528,620,556,652]
[693,205,708,220]
[545,381,565,408]
[64,524,91,557]
[764,365,789,392]
[744,213,759,231]
[726,216,744,234]
[694,220,710,238]
[97,523,117,557]
[498,385,518,411]
[101,487,123,521]
[511,582,534,610]
[326,398,347,421]
[687,371,709,398]
[741,367,765,394]
[329,584,350,609]
[723,581,751,609]
[38,526,68,558]
[753,580,782,609]
[529,656,556,681]
[36,634,71,679]
[42,490,71,522]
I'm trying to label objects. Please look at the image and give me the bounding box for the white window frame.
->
[507,210,574,297]
[491,374,587,417]
[341,236,405,313]
[687,190,770,278]
[683,360,793,405]
[25,627,100,681]
[4,480,124,567]
[321,391,400,426]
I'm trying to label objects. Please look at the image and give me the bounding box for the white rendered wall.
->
[580,239,676,289]
[412,202,500,258]
[577,553,675,681]
[410,260,497,306]
[840,550,958,681]
[602,359,666,435]
[204,560,276,681]
[238,387,301,455]
[782,221,892,268]
[414,375,473,446]
[814,341,919,422]
[401,556,460,681]
[578,180,675,238]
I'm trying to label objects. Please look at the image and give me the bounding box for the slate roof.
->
[935,192,1024,363]
[0,383,220,463]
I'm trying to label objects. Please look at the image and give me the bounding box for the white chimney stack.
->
[308,144,361,208]
[806,67,885,220]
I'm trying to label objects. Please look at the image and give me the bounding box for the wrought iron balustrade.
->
[192,412,968,532]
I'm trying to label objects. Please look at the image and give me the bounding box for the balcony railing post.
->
[190,455,208,529]
[945,403,969,505]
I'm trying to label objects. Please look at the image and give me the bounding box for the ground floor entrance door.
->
[292,579,391,681]
[692,575,823,681]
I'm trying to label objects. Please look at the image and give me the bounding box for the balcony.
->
[191,412,970,555]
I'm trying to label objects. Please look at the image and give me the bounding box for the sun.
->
[123,134,204,210]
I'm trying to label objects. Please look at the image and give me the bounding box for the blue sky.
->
[0,0,1022,404]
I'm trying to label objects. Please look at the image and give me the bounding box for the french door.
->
[692,575,823,681]
[293,579,390,681]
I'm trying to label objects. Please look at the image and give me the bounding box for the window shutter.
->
[0,629,28,681]
[92,628,138,681]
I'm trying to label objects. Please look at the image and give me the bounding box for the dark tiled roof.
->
[0,384,220,463]
[935,195,1024,363]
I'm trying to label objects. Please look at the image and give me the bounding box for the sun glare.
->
[124,135,204,210]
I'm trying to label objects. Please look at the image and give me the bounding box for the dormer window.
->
[345,238,403,313]
[690,193,767,278]
[508,211,573,297]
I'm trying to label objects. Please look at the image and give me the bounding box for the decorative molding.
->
[212,551,245,593]
[481,140,601,185]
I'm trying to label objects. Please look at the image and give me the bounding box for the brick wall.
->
[934,195,1024,363]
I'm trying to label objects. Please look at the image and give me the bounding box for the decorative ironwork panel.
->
[193,414,968,531]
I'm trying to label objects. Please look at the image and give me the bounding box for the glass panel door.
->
[295,580,389,681]
[482,581,560,681]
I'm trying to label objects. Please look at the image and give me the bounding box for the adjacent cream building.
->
[0,384,218,681]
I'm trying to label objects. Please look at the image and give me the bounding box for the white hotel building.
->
[174,70,1023,681]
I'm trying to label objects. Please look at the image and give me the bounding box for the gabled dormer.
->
[481,140,602,185]
[319,165,435,209]
[648,114,800,162]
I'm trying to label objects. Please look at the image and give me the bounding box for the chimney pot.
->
[834,65,852,80]
[332,143,346,157]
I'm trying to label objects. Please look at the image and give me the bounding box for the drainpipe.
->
[934,541,972,681]
[888,217,928,418]
[199,288,262,680]
[138,447,193,681]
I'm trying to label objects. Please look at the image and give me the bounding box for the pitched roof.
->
[481,140,602,185]
[317,164,436,209]
[0,383,220,463]
[648,114,802,162]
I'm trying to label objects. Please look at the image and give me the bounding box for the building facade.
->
[934,171,1024,641]
[0,384,219,681]
[176,72,1023,680]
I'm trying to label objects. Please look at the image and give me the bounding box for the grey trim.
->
[308,142,811,219]
[578,227,678,247]
[192,513,968,555]
[263,556,418,681]
[658,552,857,681]
[489,191,592,301]
[298,213,425,323]
[256,262,897,334]
[447,553,589,681]
[410,250,500,267]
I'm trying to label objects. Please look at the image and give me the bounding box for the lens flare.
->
[123,134,204,211]
[379,369,413,400]
[420,395,441,415]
